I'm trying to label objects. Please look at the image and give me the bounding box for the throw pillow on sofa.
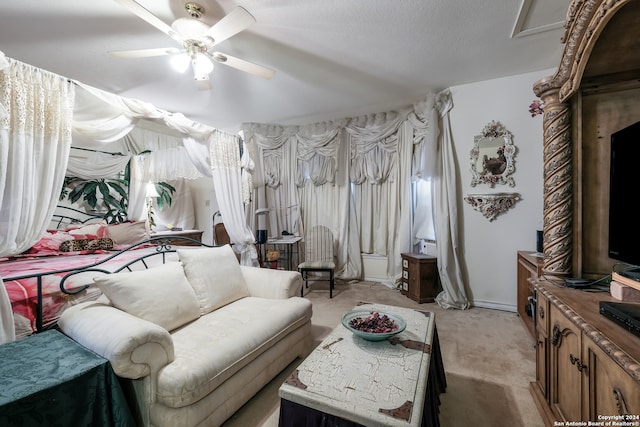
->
[178,245,250,315]
[93,263,200,332]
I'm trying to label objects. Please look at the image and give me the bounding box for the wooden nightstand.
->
[400,253,440,303]
[152,229,204,246]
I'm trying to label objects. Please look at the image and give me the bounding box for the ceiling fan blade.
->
[210,52,275,80]
[114,0,183,43]
[205,6,255,45]
[109,47,181,58]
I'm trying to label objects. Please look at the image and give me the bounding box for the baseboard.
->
[362,277,395,287]
[471,300,517,313]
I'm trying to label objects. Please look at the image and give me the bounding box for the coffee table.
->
[278,302,445,427]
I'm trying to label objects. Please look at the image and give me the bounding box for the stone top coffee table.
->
[278,302,444,427]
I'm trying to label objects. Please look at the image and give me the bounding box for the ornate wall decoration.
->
[464,193,521,221]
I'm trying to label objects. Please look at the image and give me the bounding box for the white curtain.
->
[0,53,75,257]
[244,91,469,304]
[433,90,470,309]
[210,132,258,266]
[296,122,361,280]
[0,53,75,343]
[66,150,132,179]
[346,110,414,284]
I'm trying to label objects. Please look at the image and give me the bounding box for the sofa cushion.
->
[156,296,312,408]
[178,245,249,315]
[93,263,200,332]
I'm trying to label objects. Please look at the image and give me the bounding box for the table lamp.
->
[146,182,160,232]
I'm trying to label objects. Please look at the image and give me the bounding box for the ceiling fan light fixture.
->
[192,53,214,80]
[171,17,209,39]
[170,53,191,73]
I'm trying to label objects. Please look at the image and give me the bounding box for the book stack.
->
[610,271,640,301]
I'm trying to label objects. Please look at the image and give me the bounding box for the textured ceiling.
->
[0,0,570,132]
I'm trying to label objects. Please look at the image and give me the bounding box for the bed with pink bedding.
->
[0,219,203,340]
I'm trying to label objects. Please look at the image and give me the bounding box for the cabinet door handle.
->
[538,306,545,319]
[551,324,561,346]
[569,353,588,373]
[613,387,629,415]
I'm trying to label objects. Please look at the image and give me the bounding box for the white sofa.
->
[59,245,313,427]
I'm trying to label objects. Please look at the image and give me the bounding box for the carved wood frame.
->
[532,0,631,277]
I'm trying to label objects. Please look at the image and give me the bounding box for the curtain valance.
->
[66,150,132,179]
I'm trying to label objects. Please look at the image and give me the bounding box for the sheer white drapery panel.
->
[72,82,215,149]
[0,53,74,258]
[66,150,132,179]
[433,90,470,310]
[137,147,204,182]
[154,179,196,230]
[410,95,438,248]
[71,84,255,249]
[413,178,436,243]
[0,53,75,342]
[210,132,258,266]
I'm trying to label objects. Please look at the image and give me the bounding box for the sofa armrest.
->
[240,266,302,299]
[58,300,175,379]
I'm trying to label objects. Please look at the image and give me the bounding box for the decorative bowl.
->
[341,309,406,341]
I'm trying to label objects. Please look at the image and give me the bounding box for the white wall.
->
[188,177,218,246]
[448,68,552,311]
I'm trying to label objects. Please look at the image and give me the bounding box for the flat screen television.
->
[608,120,640,269]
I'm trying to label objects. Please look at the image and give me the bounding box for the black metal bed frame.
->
[3,236,215,333]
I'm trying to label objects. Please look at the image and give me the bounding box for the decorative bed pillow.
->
[106,221,149,246]
[27,231,74,254]
[93,263,200,332]
[65,222,110,240]
[178,245,249,315]
[59,238,114,252]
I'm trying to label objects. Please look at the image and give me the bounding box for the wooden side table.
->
[401,253,440,303]
[152,229,204,246]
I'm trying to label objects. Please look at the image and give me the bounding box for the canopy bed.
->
[0,52,260,344]
[0,217,192,340]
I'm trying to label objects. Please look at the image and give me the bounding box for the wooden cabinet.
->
[400,253,439,303]
[531,281,640,426]
[152,229,203,246]
[517,251,544,339]
[549,303,583,422]
[583,338,640,420]
[533,290,549,404]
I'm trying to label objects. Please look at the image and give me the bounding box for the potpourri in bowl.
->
[341,310,406,341]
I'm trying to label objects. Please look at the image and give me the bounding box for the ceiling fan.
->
[110,0,275,90]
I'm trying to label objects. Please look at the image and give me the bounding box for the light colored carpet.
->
[223,280,543,427]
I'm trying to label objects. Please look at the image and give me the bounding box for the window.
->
[413,178,435,243]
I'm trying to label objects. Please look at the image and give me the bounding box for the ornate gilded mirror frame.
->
[470,121,516,188]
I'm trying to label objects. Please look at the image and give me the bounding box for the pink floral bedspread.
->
[0,246,179,339]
